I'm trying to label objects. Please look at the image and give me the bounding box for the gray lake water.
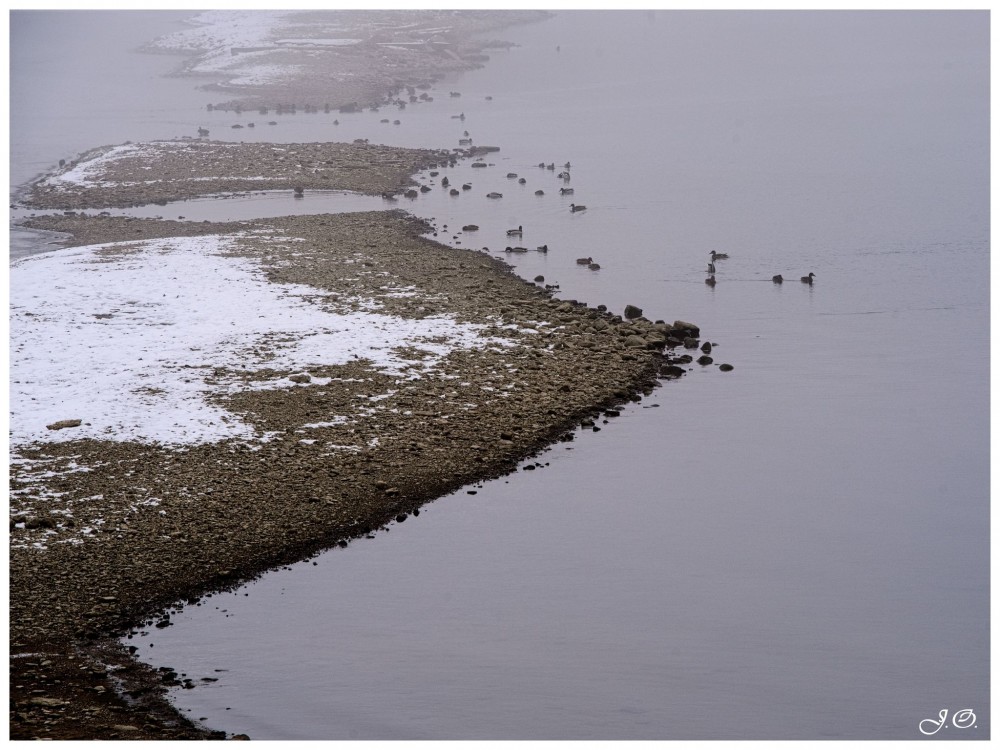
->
[10,10,990,741]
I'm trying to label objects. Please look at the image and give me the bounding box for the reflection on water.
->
[11,9,989,741]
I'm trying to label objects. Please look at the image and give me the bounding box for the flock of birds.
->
[706,250,816,287]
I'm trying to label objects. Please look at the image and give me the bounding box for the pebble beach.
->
[9,11,704,740]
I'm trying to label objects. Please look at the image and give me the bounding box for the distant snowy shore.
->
[142,9,550,108]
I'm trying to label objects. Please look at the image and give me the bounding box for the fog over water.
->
[10,10,989,741]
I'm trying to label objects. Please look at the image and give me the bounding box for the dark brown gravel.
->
[21,140,457,210]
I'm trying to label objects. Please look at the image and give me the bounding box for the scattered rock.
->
[46,419,82,431]
[625,335,648,348]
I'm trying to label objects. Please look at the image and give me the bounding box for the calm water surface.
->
[11,10,989,741]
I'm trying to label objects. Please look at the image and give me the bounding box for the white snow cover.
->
[10,234,511,448]
[148,11,321,86]
[153,10,294,60]
[50,143,148,187]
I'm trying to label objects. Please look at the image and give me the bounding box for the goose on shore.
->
[772,274,783,283]
[507,225,523,236]
[570,203,587,212]
[710,251,730,260]
[801,272,816,284]
[705,275,717,287]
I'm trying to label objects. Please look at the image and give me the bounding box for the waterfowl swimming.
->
[772,274,783,283]
[801,272,816,284]
[710,251,730,260]
[507,225,523,236]
[705,275,716,287]
[707,261,716,273]
[576,257,593,265]
[486,192,503,199]
[569,204,587,212]
[559,187,574,195]
[536,244,548,253]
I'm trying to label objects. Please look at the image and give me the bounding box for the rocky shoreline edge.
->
[11,141,713,738]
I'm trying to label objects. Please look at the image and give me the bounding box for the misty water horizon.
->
[9,9,990,741]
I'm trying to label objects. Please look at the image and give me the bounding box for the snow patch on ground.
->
[10,233,512,448]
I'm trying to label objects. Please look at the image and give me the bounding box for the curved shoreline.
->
[10,10,703,741]
[10,205,701,740]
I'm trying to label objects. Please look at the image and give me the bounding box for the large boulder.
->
[673,319,700,337]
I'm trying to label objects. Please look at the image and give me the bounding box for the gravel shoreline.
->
[11,13,709,740]
[11,207,704,740]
